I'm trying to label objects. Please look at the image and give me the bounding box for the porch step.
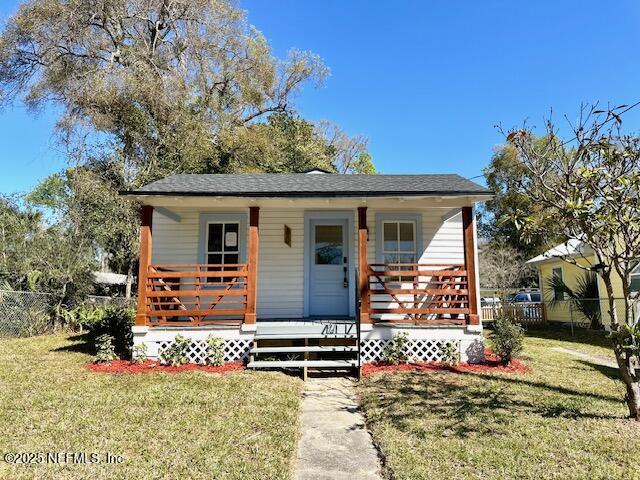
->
[254,333,356,340]
[250,346,357,354]
[247,359,358,369]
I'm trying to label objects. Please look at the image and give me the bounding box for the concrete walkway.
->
[294,377,382,480]
[553,346,617,368]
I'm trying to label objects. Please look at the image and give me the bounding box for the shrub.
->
[132,343,148,364]
[95,334,117,364]
[491,316,525,365]
[160,335,190,366]
[382,332,409,365]
[206,336,225,366]
[57,304,106,332]
[438,341,459,366]
[88,306,134,359]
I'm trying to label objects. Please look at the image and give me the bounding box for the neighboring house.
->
[527,240,640,325]
[92,271,130,297]
[121,173,492,372]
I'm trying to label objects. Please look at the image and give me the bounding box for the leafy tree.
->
[482,138,561,259]
[504,104,640,419]
[0,194,95,306]
[0,0,374,290]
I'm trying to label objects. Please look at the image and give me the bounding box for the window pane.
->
[384,253,398,264]
[383,223,398,252]
[631,276,640,293]
[399,222,415,252]
[398,253,416,264]
[224,253,239,266]
[207,253,222,265]
[315,225,343,265]
[207,224,223,252]
[224,223,239,250]
[552,268,564,300]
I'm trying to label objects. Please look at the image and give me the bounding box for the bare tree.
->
[479,242,533,300]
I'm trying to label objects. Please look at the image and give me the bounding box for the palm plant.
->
[547,271,603,330]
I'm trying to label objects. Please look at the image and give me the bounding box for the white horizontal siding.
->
[150,204,466,319]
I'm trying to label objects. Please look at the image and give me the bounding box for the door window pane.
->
[207,224,223,252]
[224,223,239,248]
[315,225,343,265]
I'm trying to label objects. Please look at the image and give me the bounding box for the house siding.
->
[151,204,464,319]
[537,256,626,326]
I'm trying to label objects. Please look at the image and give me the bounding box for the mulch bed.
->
[361,350,529,376]
[86,360,245,374]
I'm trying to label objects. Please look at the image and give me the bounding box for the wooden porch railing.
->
[366,263,470,325]
[144,263,249,326]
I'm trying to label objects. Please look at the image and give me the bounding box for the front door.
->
[309,219,350,316]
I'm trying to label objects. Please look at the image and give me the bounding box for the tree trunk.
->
[125,262,134,299]
[603,273,640,420]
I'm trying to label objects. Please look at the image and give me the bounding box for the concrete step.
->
[247,359,358,369]
[251,346,358,354]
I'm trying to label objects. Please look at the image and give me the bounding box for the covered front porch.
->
[134,205,480,330]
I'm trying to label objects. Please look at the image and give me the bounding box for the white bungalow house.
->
[122,172,492,374]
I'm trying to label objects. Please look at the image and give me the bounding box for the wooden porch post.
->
[357,207,370,324]
[462,206,480,325]
[245,206,260,325]
[135,205,153,326]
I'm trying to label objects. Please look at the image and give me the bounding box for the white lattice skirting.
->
[360,325,484,363]
[156,339,251,364]
[360,339,461,363]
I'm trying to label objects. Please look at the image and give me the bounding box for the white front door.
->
[309,219,350,316]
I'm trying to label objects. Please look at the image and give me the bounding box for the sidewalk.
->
[294,377,382,480]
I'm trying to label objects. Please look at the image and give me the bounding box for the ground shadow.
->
[575,359,621,381]
[524,325,611,349]
[50,332,96,355]
[365,369,624,440]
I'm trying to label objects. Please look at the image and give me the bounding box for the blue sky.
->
[2,0,640,193]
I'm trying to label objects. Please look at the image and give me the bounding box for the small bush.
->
[206,336,225,366]
[95,334,118,364]
[491,316,525,365]
[88,306,134,359]
[438,341,459,366]
[132,343,148,364]
[160,335,190,366]
[382,332,409,365]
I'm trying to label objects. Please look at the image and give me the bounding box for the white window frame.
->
[374,212,423,264]
[381,220,417,265]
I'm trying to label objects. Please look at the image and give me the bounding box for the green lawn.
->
[0,333,302,480]
[359,326,639,480]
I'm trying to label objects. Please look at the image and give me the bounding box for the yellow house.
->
[527,240,640,327]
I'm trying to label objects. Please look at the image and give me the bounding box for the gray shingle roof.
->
[123,173,492,198]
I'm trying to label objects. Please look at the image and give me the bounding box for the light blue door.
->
[309,219,350,316]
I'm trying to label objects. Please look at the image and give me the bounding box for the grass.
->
[359,325,639,480]
[0,333,303,480]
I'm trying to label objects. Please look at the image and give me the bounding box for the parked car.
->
[481,296,501,305]
[507,292,541,303]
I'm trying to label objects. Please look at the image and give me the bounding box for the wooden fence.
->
[481,302,546,326]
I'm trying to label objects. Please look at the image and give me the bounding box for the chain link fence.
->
[0,290,54,337]
[0,290,137,338]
